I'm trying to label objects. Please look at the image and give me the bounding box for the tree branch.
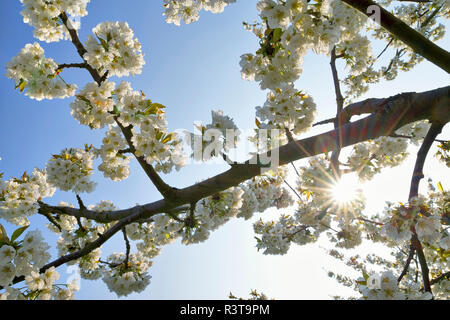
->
[57,62,89,70]
[37,86,449,224]
[7,4,447,294]
[408,122,444,200]
[397,244,416,283]
[407,122,445,294]
[8,85,448,290]
[59,12,105,85]
[114,118,177,200]
[341,0,450,73]
[59,11,176,200]
[38,212,62,232]
[330,46,346,177]
[122,228,131,267]
[5,198,166,289]
[430,271,450,286]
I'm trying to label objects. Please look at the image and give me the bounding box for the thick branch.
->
[12,4,446,293]
[38,86,449,224]
[341,0,450,73]
[7,199,166,289]
[7,86,448,291]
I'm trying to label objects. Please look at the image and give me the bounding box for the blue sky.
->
[0,0,449,299]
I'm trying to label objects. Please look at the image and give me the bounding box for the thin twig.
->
[39,212,62,232]
[122,228,131,267]
[430,271,450,285]
[283,179,302,200]
[57,62,88,70]
[330,46,345,177]
[398,244,416,283]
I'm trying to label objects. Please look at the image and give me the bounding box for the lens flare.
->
[331,174,360,205]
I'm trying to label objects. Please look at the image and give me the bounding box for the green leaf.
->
[162,133,173,144]
[151,102,166,109]
[272,28,283,43]
[362,271,369,281]
[16,79,27,92]
[304,190,311,201]
[10,225,29,242]
[437,181,444,193]
[75,228,88,238]
[76,95,92,105]
[142,102,164,116]
[155,131,164,141]
[0,223,9,243]
[255,118,261,129]
[96,34,109,51]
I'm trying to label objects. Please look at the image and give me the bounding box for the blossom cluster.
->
[255,84,317,136]
[70,80,186,175]
[181,187,244,244]
[357,271,432,300]
[254,214,313,255]
[239,1,368,143]
[122,98,186,174]
[70,81,116,129]
[84,21,145,78]
[102,252,152,297]
[163,0,237,25]
[0,229,78,300]
[6,42,77,100]
[239,166,293,220]
[19,0,89,42]
[49,200,155,296]
[346,121,430,181]
[239,0,368,89]
[379,190,448,249]
[346,137,409,181]
[51,201,110,279]
[97,126,131,181]
[187,110,240,161]
[45,147,97,194]
[0,169,55,226]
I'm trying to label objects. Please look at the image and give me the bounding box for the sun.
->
[330,173,360,205]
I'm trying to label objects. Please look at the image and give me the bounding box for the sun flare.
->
[330,173,360,205]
